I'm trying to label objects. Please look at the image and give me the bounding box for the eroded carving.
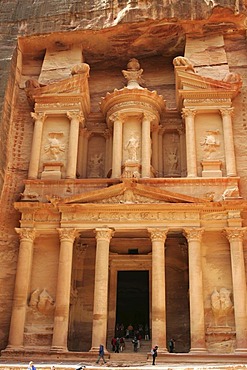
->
[211,287,233,327]
[125,135,140,162]
[88,153,104,178]
[173,56,195,72]
[222,187,239,200]
[200,130,220,158]
[44,132,65,161]
[29,289,55,315]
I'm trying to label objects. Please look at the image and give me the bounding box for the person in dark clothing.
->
[151,345,158,365]
[96,344,106,364]
[168,338,175,353]
[132,336,138,352]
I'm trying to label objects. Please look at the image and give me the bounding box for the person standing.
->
[28,362,36,370]
[96,344,106,364]
[168,338,175,353]
[151,345,158,365]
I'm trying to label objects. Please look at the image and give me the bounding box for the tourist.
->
[28,362,36,370]
[120,337,125,351]
[151,345,158,365]
[168,338,175,353]
[96,344,106,364]
[144,324,149,340]
[115,337,120,353]
[132,336,138,352]
[111,336,116,352]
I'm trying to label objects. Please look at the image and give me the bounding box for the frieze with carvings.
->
[61,211,199,222]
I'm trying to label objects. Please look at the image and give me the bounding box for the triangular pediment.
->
[176,68,242,93]
[59,180,209,205]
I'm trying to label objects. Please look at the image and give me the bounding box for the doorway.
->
[115,270,149,337]
[165,235,190,352]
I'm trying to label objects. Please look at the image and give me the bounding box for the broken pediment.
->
[59,180,210,205]
[25,63,90,114]
[173,56,242,108]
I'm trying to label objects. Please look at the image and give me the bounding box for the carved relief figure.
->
[88,153,103,178]
[167,147,178,174]
[29,289,55,315]
[211,287,233,327]
[44,132,65,161]
[125,135,139,162]
[222,187,239,200]
[200,130,220,158]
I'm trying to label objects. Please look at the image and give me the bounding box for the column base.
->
[4,344,24,351]
[190,347,207,353]
[50,346,68,352]
[235,348,247,353]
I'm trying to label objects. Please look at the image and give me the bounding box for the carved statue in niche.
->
[211,287,233,327]
[88,153,103,178]
[167,146,178,175]
[29,288,55,315]
[44,132,65,161]
[125,135,140,162]
[200,130,220,159]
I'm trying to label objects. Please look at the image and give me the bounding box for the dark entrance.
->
[116,270,149,336]
[165,235,190,352]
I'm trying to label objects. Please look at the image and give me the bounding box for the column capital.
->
[95,228,114,242]
[109,112,124,124]
[183,227,204,242]
[31,112,46,122]
[142,112,155,123]
[15,227,36,242]
[57,228,77,242]
[223,227,247,242]
[148,228,169,242]
[67,111,84,124]
[182,108,197,119]
[220,107,234,117]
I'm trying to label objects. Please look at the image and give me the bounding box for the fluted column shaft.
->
[224,228,247,352]
[104,129,112,177]
[149,228,168,352]
[28,113,45,179]
[66,112,84,179]
[183,228,206,352]
[220,108,237,177]
[182,109,197,178]
[142,115,151,178]
[91,228,114,351]
[112,117,123,178]
[51,228,77,351]
[8,228,36,347]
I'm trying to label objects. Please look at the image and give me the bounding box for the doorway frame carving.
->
[108,254,152,340]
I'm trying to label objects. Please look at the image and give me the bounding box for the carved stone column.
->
[224,227,247,352]
[66,112,84,179]
[8,228,36,348]
[91,228,114,352]
[148,228,168,352]
[183,228,206,352]
[111,114,123,178]
[220,108,237,177]
[151,125,159,175]
[142,114,151,178]
[182,108,197,178]
[28,112,46,179]
[51,228,77,351]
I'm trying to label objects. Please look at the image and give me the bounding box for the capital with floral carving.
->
[183,227,204,242]
[148,228,169,242]
[95,227,115,242]
[223,227,247,242]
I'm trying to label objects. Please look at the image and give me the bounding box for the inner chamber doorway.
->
[165,234,190,352]
[115,270,149,337]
